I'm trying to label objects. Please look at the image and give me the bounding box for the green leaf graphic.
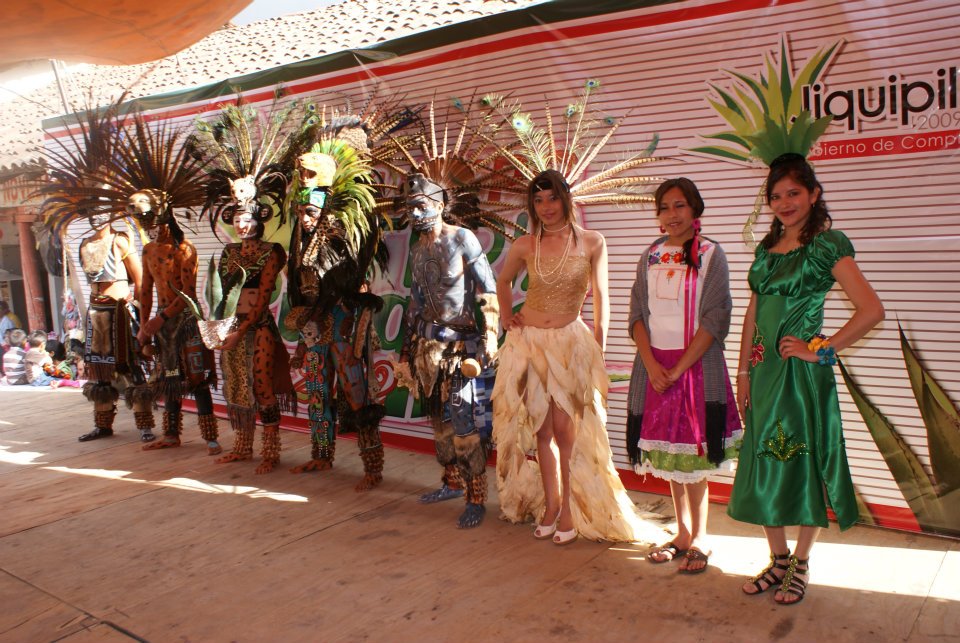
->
[900,324,960,496]
[839,360,945,529]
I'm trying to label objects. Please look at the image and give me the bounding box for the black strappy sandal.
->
[648,541,688,564]
[743,551,791,595]
[776,555,809,605]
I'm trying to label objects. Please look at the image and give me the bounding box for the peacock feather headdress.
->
[482,79,664,213]
[192,92,315,237]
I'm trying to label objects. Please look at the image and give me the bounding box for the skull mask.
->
[403,174,446,232]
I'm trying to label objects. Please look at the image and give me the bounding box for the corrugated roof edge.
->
[41,0,670,131]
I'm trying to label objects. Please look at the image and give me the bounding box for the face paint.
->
[298,204,322,233]
[90,212,111,229]
[234,209,259,239]
[408,195,442,232]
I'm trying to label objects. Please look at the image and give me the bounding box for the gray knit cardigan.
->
[626,236,733,415]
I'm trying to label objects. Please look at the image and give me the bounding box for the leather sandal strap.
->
[784,575,808,593]
[748,551,792,593]
[780,555,809,594]
[750,570,780,592]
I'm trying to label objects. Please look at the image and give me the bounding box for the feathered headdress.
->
[192,93,315,236]
[284,89,424,284]
[297,86,422,215]
[389,96,528,240]
[33,95,126,238]
[68,111,210,243]
[484,79,664,211]
[311,87,420,170]
[286,132,380,310]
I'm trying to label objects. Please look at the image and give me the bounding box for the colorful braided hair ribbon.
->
[690,218,702,268]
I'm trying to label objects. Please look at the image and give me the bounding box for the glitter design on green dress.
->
[758,419,808,462]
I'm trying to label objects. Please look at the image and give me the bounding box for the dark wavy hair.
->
[45,339,66,361]
[761,154,832,249]
[654,177,705,269]
[527,169,578,243]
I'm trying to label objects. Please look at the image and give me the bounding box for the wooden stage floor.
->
[1,387,957,642]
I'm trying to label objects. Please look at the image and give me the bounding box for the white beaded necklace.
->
[535,226,573,285]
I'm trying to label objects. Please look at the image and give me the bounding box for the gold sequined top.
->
[525,254,591,315]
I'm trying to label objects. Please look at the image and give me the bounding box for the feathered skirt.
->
[492,319,664,543]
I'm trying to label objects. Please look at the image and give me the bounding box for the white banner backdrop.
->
[47,0,960,533]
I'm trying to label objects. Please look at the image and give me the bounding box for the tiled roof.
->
[0,0,540,175]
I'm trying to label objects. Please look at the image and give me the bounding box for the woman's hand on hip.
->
[502,310,525,331]
[778,335,818,363]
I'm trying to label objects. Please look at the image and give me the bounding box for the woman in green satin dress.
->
[727,154,884,605]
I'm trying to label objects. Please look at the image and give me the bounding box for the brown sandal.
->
[776,555,809,605]
[142,437,181,451]
[648,541,688,564]
[743,551,791,595]
[678,547,710,574]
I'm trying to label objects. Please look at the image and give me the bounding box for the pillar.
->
[15,209,48,332]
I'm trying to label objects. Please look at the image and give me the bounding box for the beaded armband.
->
[807,333,837,366]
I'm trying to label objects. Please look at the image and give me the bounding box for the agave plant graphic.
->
[691,36,842,245]
[840,324,960,537]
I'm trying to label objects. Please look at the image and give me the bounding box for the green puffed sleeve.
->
[807,229,855,287]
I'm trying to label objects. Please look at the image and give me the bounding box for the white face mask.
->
[146,225,161,241]
[235,212,259,239]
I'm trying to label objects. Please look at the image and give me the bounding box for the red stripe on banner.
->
[279,0,808,97]
[45,0,806,137]
[809,130,960,160]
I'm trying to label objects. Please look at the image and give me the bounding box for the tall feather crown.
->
[33,96,125,238]
[484,79,664,212]
[66,111,210,231]
[192,93,315,234]
[389,96,527,240]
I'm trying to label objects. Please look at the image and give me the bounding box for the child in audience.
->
[44,338,82,387]
[24,330,61,388]
[2,329,27,385]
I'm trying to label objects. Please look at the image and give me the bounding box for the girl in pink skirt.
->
[626,178,741,573]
